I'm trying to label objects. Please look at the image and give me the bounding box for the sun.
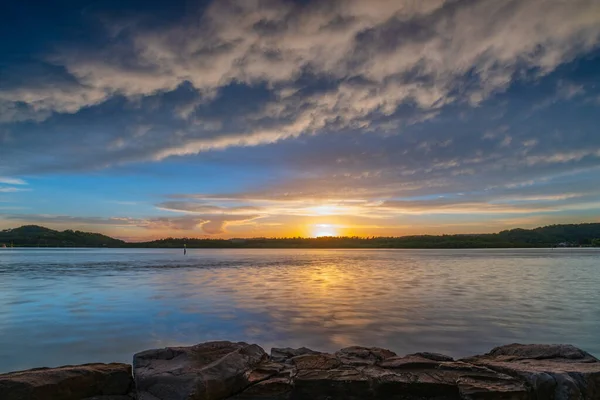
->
[313,224,337,237]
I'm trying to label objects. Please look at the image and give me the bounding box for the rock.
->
[229,376,293,400]
[132,342,600,399]
[379,354,447,370]
[270,347,320,363]
[365,366,462,399]
[464,343,600,400]
[245,362,287,384]
[4,342,599,399]
[484,343,596,362]
[0,363,133,400]
[133,341,268,400]
[291,353,341,370]
[369,352,527,400]
[456,375,530,399]
[408,352,454,362]
[335,346,397,366]
[293,367,371,400]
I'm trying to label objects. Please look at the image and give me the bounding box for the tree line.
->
[2,223,600,248]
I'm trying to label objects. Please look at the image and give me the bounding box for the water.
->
[0,248,599,373]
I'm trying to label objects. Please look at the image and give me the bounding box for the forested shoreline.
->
[1,224,600,248]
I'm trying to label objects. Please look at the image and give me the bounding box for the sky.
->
[1,0,600,240]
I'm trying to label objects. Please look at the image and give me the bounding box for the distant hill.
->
[1,223,600,248]
[0,225,125,247]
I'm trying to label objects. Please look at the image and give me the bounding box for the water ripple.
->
[0,248,599,373]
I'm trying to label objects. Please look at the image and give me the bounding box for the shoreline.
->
[3,223,600,249]
[3,246,600,249]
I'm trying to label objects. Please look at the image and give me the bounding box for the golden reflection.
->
[157,251,424,353]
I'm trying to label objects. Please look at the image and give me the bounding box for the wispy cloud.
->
[0,177,27,185]
[157,201,261,215]
[161,182,600,221]
[0,187,30,193]
[1,213,261,236]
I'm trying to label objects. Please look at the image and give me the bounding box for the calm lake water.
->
[0,248,599,373]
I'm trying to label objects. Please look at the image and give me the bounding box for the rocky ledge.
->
[0,363,134,400]
[1,342,599,400]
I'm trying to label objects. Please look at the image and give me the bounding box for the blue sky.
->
[1,0,600,240]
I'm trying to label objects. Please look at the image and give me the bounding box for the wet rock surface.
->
[2,343,599,399]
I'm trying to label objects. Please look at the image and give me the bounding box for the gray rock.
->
[132,342,600,399]
[4,342,599,399]
[456,375,529,399]
[464,343,600,400]
[335,346,397,366]
[291,353,341,370]
[379,354,447,370]
[367,356,527,400]
[270,347,320,363]
[229,377,293,399]
[485,343,596,361]
[0,363,133,400]
[408,352,454,362]
[133,341,268,400]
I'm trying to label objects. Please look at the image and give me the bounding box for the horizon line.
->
[2,222,599,243]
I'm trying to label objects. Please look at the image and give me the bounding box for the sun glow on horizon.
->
[312,224,338,237]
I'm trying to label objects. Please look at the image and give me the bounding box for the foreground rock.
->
[132,342,600,399]
[133,341,268,400]
[464,344,600,399]
[2,343,598,399]
[0,363,134,400]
